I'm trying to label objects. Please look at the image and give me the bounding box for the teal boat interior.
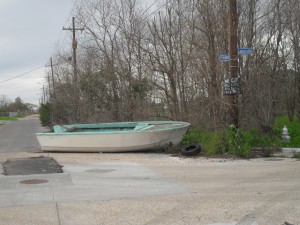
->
[55,122,147,133]
[50,121,189,134]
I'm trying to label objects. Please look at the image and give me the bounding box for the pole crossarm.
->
[62,27,85,31]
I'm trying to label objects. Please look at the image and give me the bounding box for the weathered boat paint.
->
[36,121,190,152]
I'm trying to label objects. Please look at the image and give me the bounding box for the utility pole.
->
[45,57,56,99]
[50,57,56,98]
[42,84,46,103]
[62,17,84,86]
[63,17,84,122]
[228,0,239,128]
[47,73,51,99]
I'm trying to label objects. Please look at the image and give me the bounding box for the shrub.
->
[39,102,51,127]
[225,125,251,158]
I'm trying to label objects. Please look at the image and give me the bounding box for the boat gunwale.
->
[36,121,190,136]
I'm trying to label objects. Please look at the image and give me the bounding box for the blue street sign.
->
[238,48,253,55]
[219,54,230,62]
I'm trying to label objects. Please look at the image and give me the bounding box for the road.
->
[0,116,45,153]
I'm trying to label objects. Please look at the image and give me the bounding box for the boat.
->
[36,121,190,152]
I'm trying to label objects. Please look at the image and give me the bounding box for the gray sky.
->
[0,0,76,105]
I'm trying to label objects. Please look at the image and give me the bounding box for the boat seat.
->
[53,125,67,133]
[133,123,149,131]
[138,125,154,130]
[64,126,76,132]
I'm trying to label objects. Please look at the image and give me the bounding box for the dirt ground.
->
[0,151,299,225]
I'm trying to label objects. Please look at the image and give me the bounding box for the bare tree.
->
[46,0,299,132]
[284,0,300,121]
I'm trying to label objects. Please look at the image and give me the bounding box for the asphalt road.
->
[0,116,45,153]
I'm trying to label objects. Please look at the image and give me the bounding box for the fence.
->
[0,111,26,117]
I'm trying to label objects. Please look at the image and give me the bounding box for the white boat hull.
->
[36,122,190,152]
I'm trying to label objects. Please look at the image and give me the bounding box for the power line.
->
[56,0,78,49]
[56,0,84,51]
[0,84,42,91]
[140,0,161,17]
[145,2,169,19]
[0,66,44,85]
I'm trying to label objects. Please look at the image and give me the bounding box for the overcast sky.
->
[0,0,76,105]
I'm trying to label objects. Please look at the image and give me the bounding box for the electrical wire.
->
[140,0,161,17]
[56,0,85,51]
[0,66,44,85]
[56,0,79,50]
[145,1,169,19]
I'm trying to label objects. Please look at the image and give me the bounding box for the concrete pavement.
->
[0,152,299,225]
[0,161,188,208]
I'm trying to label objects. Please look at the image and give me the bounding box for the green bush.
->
[39,102,51,127]
[225,125,251,158]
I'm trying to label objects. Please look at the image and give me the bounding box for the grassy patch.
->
[0,115,26,121]
[182,128,224,156]
[182,116,298,158]
[0,116,18,121]
[274,116,300,148]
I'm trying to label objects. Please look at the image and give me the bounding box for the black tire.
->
[181,144,201,156]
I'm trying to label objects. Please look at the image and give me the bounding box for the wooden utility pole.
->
[45,57,56,99]
[50,57,56,98]
[63,17,84,122]
[63,17,84,86]
[42,84,46,103]
[47,73,51,99]
[228,0,239,128]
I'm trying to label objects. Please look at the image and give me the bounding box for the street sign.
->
[238,48,253,55]
[224,77,241,95]
[219,54,230,62]
[220,48,253,62]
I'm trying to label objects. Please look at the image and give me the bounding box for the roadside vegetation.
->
[0,116,19,121]
[182,116,300,158]
[39,102,51,126]
[41,0,300,129]
[274,116,300,148]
